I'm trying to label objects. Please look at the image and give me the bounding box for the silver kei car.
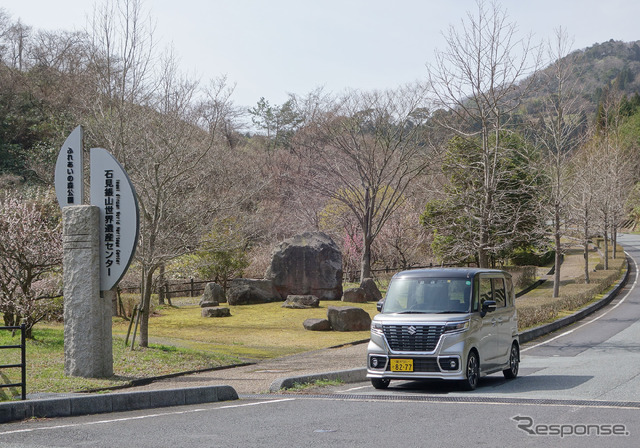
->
[367,268,520,390]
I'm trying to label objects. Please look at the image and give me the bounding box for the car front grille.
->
[383,324,444,352]
[386,357,440,372]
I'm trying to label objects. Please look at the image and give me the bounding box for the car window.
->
[493,278,506,307]
[382,277,471,313]
[479,277,492,306]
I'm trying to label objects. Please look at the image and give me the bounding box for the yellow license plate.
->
[390,359,414,372]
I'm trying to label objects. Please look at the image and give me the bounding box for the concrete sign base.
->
[62,206,113,378]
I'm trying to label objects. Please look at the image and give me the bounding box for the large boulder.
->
[360,278,383,302]
[227,278,280,305]
[201,307,231,318]
[303,318,331,331]
[327,306,371,332]
[342,287,367,303]
[282,295,320,309]
[266,232,343,300]
[199,282,225,307]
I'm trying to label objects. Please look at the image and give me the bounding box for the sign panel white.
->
[90,148,140,291]
[54,126,84,208]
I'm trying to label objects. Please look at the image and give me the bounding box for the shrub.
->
[510,247,555,266]
[506,266,538,289]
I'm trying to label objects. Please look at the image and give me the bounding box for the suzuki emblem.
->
[408,325,417,335]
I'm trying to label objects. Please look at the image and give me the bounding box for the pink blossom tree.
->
[0,192,62,337]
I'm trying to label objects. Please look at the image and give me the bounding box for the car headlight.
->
[444,320,469,333]
[371,321,384,335]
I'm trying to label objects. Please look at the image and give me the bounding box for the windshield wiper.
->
[397,310,428,314]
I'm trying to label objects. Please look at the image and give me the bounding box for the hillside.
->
[522,39,640,117]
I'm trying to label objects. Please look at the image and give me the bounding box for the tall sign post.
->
[55,127,139,378]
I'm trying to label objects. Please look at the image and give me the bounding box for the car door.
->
[477,275,499,369]
[491,277,512,364]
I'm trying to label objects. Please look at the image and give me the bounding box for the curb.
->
[0,385,238,424]
[269,367,367,392]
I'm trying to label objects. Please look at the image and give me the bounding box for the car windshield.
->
[381,277,472,314]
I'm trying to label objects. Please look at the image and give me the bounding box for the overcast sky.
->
[3,0,640,108]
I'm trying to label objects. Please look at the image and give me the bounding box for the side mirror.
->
[376,300,384,312]
[481,300,496,317]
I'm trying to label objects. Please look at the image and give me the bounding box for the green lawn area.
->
[1,300,377,400]
[0,325,243,400]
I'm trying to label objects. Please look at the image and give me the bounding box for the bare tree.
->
[570,130,601,283]
[426,0,540,267]
[592,86,633,268]
[84,0,256,347]
[0,191,62,337]
[297,84,432,280]
[535,28,586,297]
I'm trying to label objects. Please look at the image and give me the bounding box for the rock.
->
[360,278,383,302]
[227,278,280,305]
[282,295,320,309]
[303,318,332,331]
[327,306,371,332]
[266,231,343,300]
[201,307,231,317]
[342,287,367,303]
[199,282,225,307]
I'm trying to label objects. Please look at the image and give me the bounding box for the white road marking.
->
[336,385,369,393]
[0,398,296,436]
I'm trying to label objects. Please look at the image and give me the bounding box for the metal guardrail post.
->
[20,324,26,401]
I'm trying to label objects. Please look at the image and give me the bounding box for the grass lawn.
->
[0,325,241,400]
[1,299,377,399]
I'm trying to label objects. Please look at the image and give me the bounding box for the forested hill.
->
[523,39,640,116]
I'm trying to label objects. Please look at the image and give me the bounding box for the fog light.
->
[439,357,459,371]
[371,357,379,368]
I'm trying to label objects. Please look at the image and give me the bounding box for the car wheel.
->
[371,378,390,390]
[503,343,519,379]
[461,350,479,391]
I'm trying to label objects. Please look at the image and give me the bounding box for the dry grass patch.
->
[112,301,378,361]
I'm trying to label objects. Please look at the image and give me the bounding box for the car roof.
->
[390,267,510,280]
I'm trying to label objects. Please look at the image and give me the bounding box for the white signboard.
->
[54,126,84,208]
[90,148,140,291]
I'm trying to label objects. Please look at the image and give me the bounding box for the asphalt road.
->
[3,234,640,447]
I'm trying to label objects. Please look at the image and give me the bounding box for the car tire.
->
[371,378,390,390]
[503,343,519,379]
[461,350,479,391]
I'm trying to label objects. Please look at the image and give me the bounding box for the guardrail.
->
[0,324,26,401]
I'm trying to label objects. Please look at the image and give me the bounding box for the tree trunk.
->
[612,222,618,259]
[583,210,590,284]
[603,214,609,271]
[139,266,156,348]
[158,264,165,305]
[553,203,561,298]
[361,235,372,281]
[360,187,373,281]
